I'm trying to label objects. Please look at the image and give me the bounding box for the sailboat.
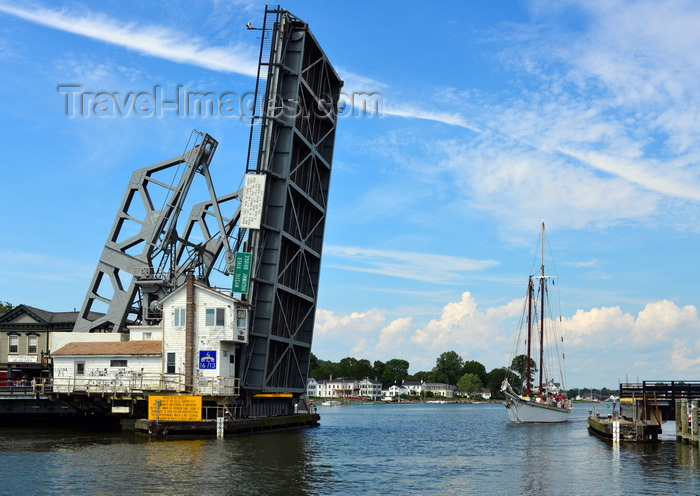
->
[501,222,573,423]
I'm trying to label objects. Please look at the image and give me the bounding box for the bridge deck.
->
[620,381,700,401]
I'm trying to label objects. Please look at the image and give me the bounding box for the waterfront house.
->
[316,378,359,398]
[387,384,409,397]
[306,377,319,397]
[358,378,383,400]
[0,305,103,385]
[402,380,425,395]
[424,382,456,398]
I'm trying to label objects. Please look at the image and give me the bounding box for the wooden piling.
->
[682,400,689,443]
[674,399,700,445]
[692,400,699,447]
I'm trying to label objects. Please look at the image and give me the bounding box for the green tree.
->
[355,359,373,379]
[336,357,373,379]
[405,370,433,383]
[462,360,487,384]
[457,373,483,395]
[309,353,319,372]
[0,301,12,312]
[485,367,509,400]
[309,357,337,380]
[372,360,385,381]
[381,358,409,388]
[432,351,464,385]
[510,354,537,382]
[336,357,359,378]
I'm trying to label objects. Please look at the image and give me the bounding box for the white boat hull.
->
[504,393,572,423]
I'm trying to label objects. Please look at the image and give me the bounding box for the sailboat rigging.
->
[501,221,572,423]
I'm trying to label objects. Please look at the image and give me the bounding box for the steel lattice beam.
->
[73,132,242,332]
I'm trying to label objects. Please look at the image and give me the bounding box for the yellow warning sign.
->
[148,395,202,421]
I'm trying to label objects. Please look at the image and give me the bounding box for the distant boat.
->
[501,222,573,423]
[321,399,340,406]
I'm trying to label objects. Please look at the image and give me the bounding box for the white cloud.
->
[323,246,498,284]
[436,141,657,231]
[630,300,700,347]
[337,69,388,95]
[384,103,481,132]
[0,2,259,75]
[410,291,514,353]
[669,338,700,373]
[347,0,700,233]
[377,316,412,351]
[563,306,635,349]
[314,308,386,337]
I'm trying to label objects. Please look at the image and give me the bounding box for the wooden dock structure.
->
[587,407,662,442]
[589,381,700,443]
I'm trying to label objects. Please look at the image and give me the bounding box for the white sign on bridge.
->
[240,173,266,229]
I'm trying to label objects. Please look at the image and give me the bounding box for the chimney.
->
[185,273,195,392]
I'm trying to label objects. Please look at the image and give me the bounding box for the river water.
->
[0,402,698,495]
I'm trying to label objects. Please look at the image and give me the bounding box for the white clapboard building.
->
[51,276,250,397]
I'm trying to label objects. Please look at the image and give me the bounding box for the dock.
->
[587,412,661,442]
[134,413,320,437]
[588,381,700,443]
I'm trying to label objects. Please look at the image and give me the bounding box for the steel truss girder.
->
[74,132,241,332]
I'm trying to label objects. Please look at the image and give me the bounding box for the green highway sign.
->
[232,252,252,294]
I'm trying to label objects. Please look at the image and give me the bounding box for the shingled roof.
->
[52,340,162,356]
[0,304,104,324]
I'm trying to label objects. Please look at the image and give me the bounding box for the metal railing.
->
[49,373,240,397]
[202,404,243,420]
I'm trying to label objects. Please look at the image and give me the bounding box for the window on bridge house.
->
[206,308,225,326]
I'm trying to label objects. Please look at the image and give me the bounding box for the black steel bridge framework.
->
[620,381,700,421]
[239,7,343,416]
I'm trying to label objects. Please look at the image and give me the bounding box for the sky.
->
[1,0,700,389]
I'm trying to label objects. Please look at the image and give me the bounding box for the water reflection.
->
[1,405,700,495]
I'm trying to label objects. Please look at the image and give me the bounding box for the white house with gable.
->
[160,280,250,383]
[358,378,382,400]
[51,276,250,397]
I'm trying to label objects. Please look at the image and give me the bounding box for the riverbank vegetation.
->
[310,350,618,399]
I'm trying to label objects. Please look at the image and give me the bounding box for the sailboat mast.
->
[526,276,533,396]
[539,221,545,392]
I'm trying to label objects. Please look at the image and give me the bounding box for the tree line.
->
[310,351,619,399]
[310,350,511,398]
